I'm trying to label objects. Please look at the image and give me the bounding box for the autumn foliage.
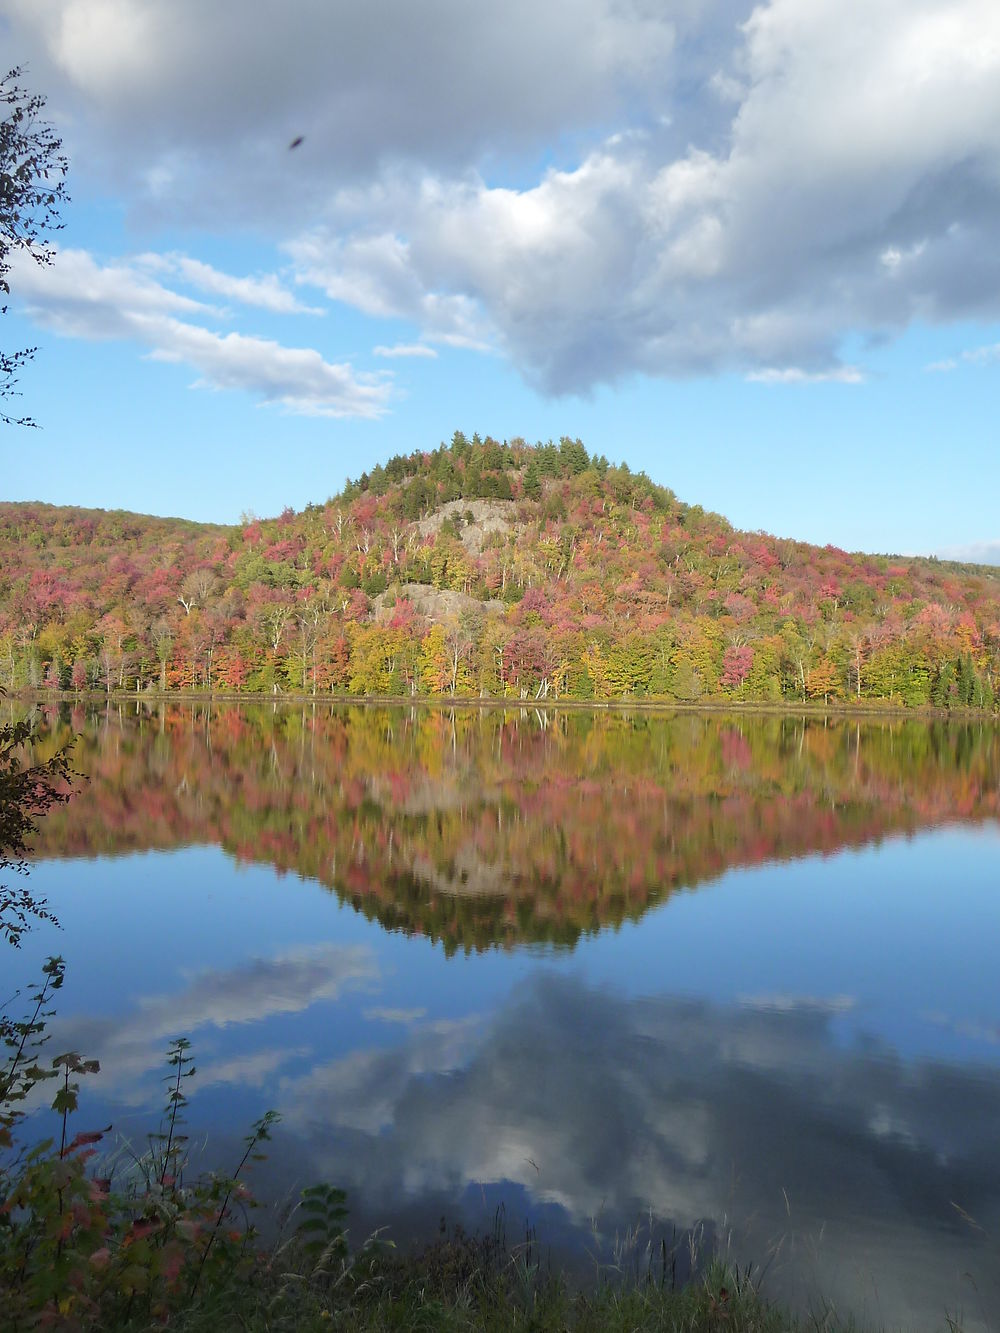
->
[2,433,998,709]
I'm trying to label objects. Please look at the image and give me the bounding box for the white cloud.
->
[963,342,1000,364]
[923,341,1000,373]
[372,343,437,359]
[9,246,219,324]
[2,0,679,219]
[12,247,392,418]
[191,1046,310,1091]
[6,0,1000,391]
[282,0,1000,390]
[138,252,324,315]
[936,540,1000,566]
[746,366,866,385]
[144,321,392,419]
[288,227,493,352]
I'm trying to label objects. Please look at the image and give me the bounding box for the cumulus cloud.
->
[288,228,492,351]
[144,322,390,419]
[281,1016,482,1135]
[282,0,1000,390]
[11,248,392,417]
[6,0,1000,391]
[1,0,680,219]
[8,246,219,324]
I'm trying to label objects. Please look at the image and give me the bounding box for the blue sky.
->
[1,0,998,561]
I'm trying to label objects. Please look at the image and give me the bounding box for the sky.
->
[1,0,998,562]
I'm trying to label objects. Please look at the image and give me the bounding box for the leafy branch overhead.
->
[0,709,74,946]
[0,65,69,426]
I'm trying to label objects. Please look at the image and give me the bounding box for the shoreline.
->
[9,687,999,722]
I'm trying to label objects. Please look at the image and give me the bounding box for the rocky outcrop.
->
[416,499,517,554]
[372,582,505,623]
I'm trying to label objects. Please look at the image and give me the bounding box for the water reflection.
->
[9,701,1000,1329]
[38,923,1000,1330]
[275,972,1000,1327]
[17,700,1000,950]
[48,939,380,1103]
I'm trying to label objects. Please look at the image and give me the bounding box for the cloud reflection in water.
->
[270,973,1000,1330]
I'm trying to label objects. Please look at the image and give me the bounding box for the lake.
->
[9,700,1000,1329]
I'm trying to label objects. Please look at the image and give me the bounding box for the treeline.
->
[2,433,999,709]
[19,701,1000,953]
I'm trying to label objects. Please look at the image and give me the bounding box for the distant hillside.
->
[2,432,998,708]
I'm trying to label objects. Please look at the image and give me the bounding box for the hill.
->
[2,432,998,708]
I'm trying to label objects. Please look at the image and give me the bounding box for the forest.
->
[3,433,999,709]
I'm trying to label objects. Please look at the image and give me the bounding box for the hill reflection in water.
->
[19,700,1000,950]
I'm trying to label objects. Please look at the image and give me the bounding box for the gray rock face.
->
[415,499,518,555]
[372,583,505,624]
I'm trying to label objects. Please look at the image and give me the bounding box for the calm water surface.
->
[11,702,1000,1330]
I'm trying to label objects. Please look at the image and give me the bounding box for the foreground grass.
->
[135,1206,899,1333]
[148,1247,809,1333]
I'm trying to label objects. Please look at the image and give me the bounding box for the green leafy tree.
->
[1,67,69,426]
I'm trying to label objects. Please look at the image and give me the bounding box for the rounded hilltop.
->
[1,431,997,709]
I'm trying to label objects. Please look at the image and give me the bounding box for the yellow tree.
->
[419,624,451,694]
[806,658,841,704]
[349,625,405,694]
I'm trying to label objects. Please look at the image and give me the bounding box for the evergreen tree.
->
[523,461,542,500]
[932,660,956,707]
[403,477,428,519]
[559,436,590,475]
[958,654,976,705]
